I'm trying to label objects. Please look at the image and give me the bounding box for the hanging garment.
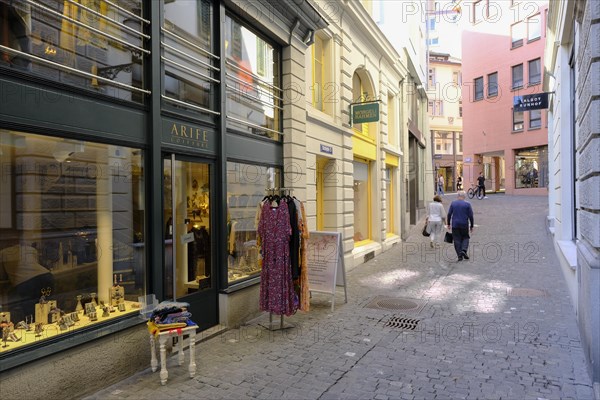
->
[287,197,300,279]
[297,200,310,312]
[258,200,298,316]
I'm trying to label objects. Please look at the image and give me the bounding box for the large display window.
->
[0,129,146,353]
[353,159,371,244]
[514,146,548,189]
[0,0,148,102]
[226,161,281,284]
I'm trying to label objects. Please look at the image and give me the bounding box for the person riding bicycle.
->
[477,172,487,199]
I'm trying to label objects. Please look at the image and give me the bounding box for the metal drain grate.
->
[507,288,548,297]
[385,316,420,330]
[364,296,427,314]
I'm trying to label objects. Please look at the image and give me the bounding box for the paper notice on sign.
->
[181,232,195,244]
[307,231,347,312]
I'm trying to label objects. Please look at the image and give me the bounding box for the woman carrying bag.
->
[426,195,447,248]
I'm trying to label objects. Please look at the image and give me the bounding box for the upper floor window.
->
[162,0,216,115]
[224,14,282,140]
[428,68,436,86]
[387,94,398,146]
[474,77,484,100]
[452,71,461,85]
[529,110,542,128]
[310,34,333,115]
[512,64,523,89]
[472,0,484,24]
[527,13,541,41]
[528,58,541,85]
[0,0,148,102]
[511,22,524,48]
[487,72,498,97]
[312,35,324,111]
[513,110,524,131]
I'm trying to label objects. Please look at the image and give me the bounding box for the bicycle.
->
[467,183,485,200]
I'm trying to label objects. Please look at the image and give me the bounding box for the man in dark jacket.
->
[446,191,474,261]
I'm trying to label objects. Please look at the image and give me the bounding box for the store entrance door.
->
[163,155,217,330]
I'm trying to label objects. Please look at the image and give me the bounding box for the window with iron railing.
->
[0,0,149,102]
[224,14,282,141]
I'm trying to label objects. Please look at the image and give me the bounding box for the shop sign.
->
[513,93,549,111]
[163,119,215,153]
[434,154,443,159]
[351,102,380,125]
[320,144,333,155]
[464,157,472,162]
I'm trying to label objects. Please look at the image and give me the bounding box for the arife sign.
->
[513,93,550,112]
[350,101,380,125]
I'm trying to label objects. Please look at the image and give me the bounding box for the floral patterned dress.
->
[258,200,298,316]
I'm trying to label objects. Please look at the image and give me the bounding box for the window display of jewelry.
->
[1,299,142,353]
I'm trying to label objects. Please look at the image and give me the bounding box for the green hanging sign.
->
[351,102,380,125]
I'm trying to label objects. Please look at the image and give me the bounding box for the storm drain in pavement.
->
[385,316,420,331]
[506,288,548,297]
[364,296,427,314]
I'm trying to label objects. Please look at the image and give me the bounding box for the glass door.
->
[163,155,217,330]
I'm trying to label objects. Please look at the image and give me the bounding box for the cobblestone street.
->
[85,195,595,400]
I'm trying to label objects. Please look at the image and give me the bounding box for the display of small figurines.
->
[118,303,126,312]
[88,311,97,321]
[39,287,51,304]
[101,304,110,318]
[90,292,98,307]
[34,323,44,337]
[1,328,8,348]
[70,312,80,323]
[75,295,84,312]
[58,317,68,331]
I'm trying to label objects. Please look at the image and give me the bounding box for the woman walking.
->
[427,195,447,247]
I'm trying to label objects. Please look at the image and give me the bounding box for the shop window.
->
[0,130,146,354]
[528,58,541,85]
[225,15,282,140]
[487,72,498,97]
[515,146,548,188]
[527,13,541,41]
[511,21,524,48]
[474,77,483,100]
[513,110,524,131]
[353,160,370,244]
[512,64,523,89]
[162,0,217,115]
[0,1,147,102]
[529,110,542,129]
[226,162,281,284]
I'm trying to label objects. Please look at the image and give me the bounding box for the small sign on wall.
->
[320,144,333,155]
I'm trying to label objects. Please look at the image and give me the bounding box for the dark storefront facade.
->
[0,0,326,396]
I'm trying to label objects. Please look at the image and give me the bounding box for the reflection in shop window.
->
[226,162,281,284]
[224,15,282,140]
[0,129,146,354]
[0,1,147,102]
[515,146,548,189]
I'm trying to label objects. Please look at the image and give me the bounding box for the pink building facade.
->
[462,2,548,195]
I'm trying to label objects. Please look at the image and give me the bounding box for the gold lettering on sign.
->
[169,123,210,149]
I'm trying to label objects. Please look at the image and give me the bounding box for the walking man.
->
[446,190,474,261]
[477,171,487,198]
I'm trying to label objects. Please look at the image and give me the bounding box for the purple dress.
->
[258,200,298,316]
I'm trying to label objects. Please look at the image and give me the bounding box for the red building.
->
[461,2,548,195]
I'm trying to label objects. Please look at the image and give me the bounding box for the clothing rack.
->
[261,187,296,331]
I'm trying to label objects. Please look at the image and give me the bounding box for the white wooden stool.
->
[149,325,198,385]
